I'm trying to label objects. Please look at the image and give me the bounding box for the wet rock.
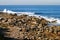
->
[10,13,17,16]
[40,18,48,26]
[51,20,57,23]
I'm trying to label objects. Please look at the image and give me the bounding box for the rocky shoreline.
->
[0,12,60,40]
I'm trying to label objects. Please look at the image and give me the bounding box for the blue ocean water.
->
[0,5,60,18]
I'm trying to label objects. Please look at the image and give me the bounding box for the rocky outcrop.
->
[0,12,60,40]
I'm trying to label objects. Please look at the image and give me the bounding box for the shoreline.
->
[1,11,60,25]
[1,8,60,24]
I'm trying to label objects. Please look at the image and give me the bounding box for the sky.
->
[0,0,60,5]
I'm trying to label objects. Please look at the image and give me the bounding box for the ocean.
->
[0,5,60,24]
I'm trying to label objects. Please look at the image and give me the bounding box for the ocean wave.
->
[3,9,35,15]
[2,9,60,24]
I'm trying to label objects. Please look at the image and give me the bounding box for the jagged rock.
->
[51,20,57,23]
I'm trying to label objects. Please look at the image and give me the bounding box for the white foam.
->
[3,9,35,15]
[3,9,7,12]
[3,9,16,14]
[2,9,60,24]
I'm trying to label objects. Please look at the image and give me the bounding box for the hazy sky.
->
[0,0,60,5]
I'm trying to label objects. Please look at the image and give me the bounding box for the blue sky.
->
[0,0,60,5]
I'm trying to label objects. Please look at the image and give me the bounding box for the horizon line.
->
[0,4,60,5]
